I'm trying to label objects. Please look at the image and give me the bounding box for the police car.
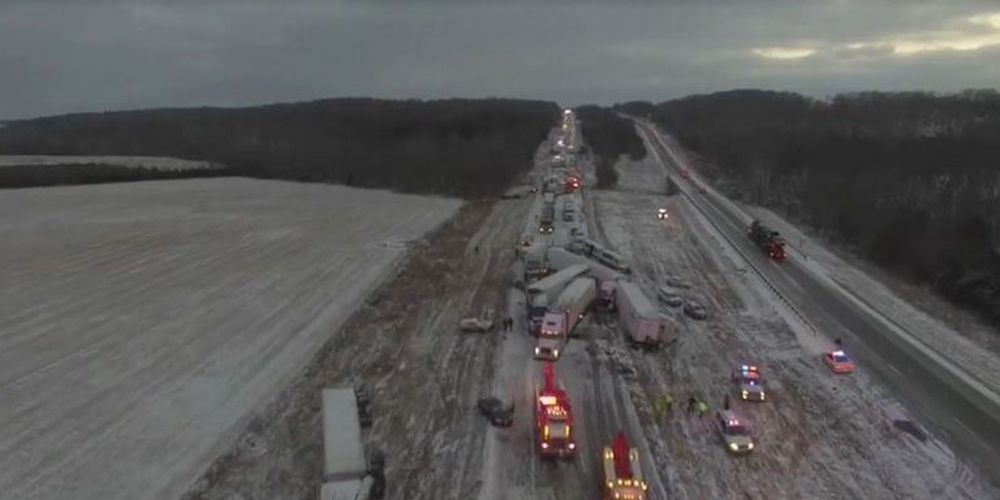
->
[823,349,855,374]
[716,410,754,454]
[731,365,766,401]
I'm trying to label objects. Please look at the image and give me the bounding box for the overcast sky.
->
[2,0,1000,119]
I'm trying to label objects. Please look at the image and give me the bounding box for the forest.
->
[0,163,232,189]
[574,105,647,188]
[0,98,559,198]
[627,90,1000,326]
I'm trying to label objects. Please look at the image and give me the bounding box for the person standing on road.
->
[687,395,697,413]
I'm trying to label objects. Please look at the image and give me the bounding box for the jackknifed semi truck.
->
[534,276,595,360]
[526,264,589,330]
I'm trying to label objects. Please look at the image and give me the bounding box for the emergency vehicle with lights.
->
[731,365,766,401]
[602,432,648,500]
[824,349,856,374]
[535,363,576,458]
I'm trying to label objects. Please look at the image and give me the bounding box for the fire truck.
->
[748,220,787,262]
[535,363,576,458]
[602,432,648,499]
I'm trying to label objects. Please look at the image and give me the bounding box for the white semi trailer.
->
[526,264,589,330]
[535,276,596,360]
[545,247,624,287]
[616,281,671,349]
[320,388,381,500]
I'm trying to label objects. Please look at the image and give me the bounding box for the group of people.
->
[501,316,514,331]
[653,392,728,420]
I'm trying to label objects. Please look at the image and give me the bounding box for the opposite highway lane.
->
[634,120,1000,484]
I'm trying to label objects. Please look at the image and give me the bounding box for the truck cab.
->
[528,295,549,332]
[562,203,576,222]
[535,363,576,458]
[534,314,566,360]
[599,282,617,311]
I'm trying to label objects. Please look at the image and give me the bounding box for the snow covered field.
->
[0,179,460,500]
[0,155,220,170]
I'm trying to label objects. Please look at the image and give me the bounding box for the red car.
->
[823,350,855,374]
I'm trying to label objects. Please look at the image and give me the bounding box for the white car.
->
[460,306,496,332]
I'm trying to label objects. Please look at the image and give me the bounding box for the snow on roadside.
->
[586,155,999,500]
[747,205,1000,395]
[650,126,1000,394]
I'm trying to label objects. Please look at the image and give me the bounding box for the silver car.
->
[717,410,754,454]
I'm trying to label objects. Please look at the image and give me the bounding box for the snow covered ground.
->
[474,124,671,500]
[746,205,1000,395]
[0,179,460,500]
[587,151,999,499]
[0,155,220,170]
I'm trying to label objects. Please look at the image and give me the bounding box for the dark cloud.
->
[1,1,998,119]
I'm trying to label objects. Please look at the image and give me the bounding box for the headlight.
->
[568,442,576,450]
[741,390,749,399]
[541,442,549,449]
[760,392,766,400]
[729,442,738,451]
[747,442,754,450]
[553,349,560,357]
[534,347,540,355]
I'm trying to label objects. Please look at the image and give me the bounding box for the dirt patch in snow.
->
[183,193,533,500]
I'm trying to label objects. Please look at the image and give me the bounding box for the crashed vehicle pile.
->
[470,108,874,499]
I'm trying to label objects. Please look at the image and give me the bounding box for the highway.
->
[634,120,1000,484]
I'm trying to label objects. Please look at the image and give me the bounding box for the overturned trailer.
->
[616,282,671,349]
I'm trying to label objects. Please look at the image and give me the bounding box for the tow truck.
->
[535,362,576,458]
[731,365,766,401]
[823,349,855,374]
[716,410,754,454]
[602,432,648,499]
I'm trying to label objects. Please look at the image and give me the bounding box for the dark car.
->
[477,397,514,427]
[683,299,708,320]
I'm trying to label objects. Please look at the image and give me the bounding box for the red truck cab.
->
[536,363,576,458]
